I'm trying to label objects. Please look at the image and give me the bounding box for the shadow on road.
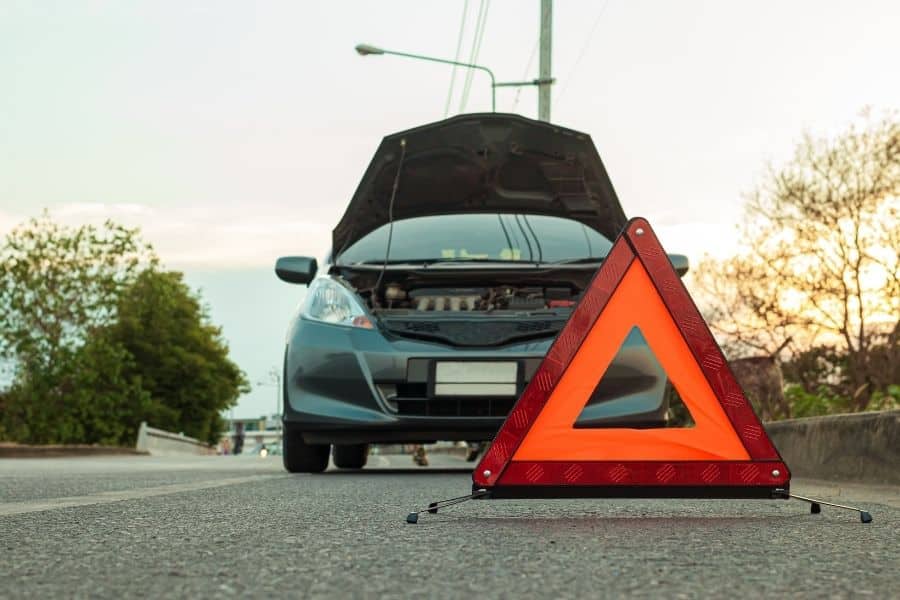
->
[321,468,472,475]
[406,513,801,529]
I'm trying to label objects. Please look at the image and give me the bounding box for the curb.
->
[0,444,149,459]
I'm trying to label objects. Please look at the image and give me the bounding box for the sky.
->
[2,1,898,416]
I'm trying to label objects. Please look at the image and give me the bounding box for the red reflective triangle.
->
[473,218,790,496]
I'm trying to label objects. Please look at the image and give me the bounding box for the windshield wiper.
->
[421,258,541,265]
[346,258,541,266]
[347,259,428,265]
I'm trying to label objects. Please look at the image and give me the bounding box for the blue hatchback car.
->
[275,113,688,473]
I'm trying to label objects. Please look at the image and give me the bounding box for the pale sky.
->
[2,1,898,416]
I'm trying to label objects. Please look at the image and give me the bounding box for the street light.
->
[255,366,282,425]
[354,44,385,56]
[355,43,554,114]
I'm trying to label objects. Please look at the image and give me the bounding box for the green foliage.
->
[106,270,249,445]
[0,214,158,444]
[0,335,169,445]
[0,212,156,368]
[784,384,851,419]
[783,383,897,419]
[779,346,898,420]
[0,393,7,440]
[780,340,899,418]
[0,214,247,446]
[869,384,900,412]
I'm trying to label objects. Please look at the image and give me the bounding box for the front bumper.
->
[284,317,668,445]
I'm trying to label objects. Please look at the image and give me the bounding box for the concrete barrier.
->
[0,443,146,458]
[765,410,900,485]
[135,422,215,456]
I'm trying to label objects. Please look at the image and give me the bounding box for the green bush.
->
[869,384,900,411]
[784,383,898,419]
[784,385,849,418]
[0,337,166,446]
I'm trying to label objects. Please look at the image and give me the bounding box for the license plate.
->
[433,361,518,396]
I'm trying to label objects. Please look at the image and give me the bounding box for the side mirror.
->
[275,256,317,285]
[668,254,689,277]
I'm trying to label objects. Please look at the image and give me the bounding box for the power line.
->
[459,0,488,112]
[511,37,539,113]
[444,0,470,117]
[459,0,491,113]
[556,0,610,105]
[459,0,485,111]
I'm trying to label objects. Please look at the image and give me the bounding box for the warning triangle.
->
[474,218,790,498]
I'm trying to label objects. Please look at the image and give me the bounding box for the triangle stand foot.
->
[781,491,873,523]
[406,490,488,524]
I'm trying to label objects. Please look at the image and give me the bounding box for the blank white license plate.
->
[433,361,518,396]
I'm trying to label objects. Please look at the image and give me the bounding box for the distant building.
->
[220,415,281,454]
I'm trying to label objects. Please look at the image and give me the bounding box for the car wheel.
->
[332,444,369,469]
[282,427,329,473]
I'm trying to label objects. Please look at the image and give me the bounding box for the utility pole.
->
[538,0,552,121]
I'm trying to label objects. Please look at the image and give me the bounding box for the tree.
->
[0,212,157,370]
[0,214,159,444]
[0,214,246,446]
[0,336,163,445]
[107,270,249,445]
[694,112,899,413]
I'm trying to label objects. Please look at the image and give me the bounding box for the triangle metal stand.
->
[779,491,873,523]
[406,489,874,524]
[406,490,488,524]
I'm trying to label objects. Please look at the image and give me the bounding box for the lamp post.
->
[256,367,282,435]
[355,44,553,114]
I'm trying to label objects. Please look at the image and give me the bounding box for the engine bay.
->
[371,282,578,313]
[330,262,604,319]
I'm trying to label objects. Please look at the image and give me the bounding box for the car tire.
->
[332,444,369,469]
[282,427,330,473]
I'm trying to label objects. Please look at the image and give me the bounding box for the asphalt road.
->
[1,452,898,599]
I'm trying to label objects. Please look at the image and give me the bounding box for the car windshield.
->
[336,213,613,265]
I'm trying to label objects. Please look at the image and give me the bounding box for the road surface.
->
[1,453,898,598]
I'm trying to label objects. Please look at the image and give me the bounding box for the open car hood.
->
[332,113,627,258]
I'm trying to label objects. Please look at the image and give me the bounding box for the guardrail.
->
[135,422,215,456]
[0,443,145,458]
[765,409,900,485]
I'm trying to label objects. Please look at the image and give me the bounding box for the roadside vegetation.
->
[0,214,248,446]
[693,111,899,420]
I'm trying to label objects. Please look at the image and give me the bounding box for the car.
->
[275,113,689,473]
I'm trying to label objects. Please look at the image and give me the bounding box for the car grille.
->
[395,397,517,417]
[381,317,566,347]
[377,382,517,417]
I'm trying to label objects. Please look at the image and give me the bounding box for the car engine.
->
[376,283,575,312]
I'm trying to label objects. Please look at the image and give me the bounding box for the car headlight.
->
[302,278,373,329]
